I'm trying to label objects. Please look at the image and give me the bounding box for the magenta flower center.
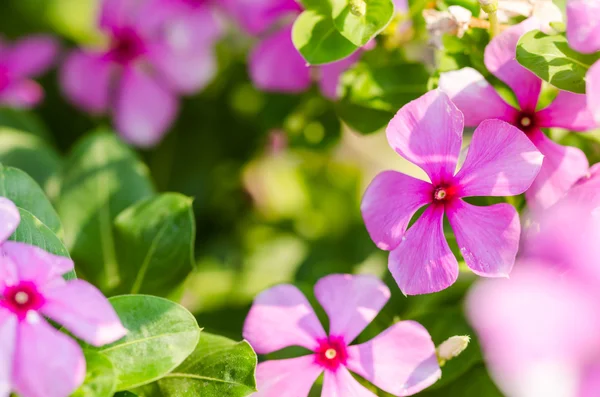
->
[432,185,458,203]
[314,336,348,371]
[514,112,538,135]
[1,281,45,320]
[108,28,147,65]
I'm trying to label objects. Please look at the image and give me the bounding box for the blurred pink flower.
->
[243,274,441,396]
[468,198,600,397]
[0,197,126,397]
[61,0,222,147]
[361,90,543,295]
[0,35,59,109]
[439,18,597,211]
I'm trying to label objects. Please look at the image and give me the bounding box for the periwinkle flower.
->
[243,274,441,396]
[439,18,597,210]
[0,198,126,397]
[361,90,543,295]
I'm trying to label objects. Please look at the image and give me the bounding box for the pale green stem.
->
[488,9,500,38]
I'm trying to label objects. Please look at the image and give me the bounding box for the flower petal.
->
[60,50,112,114]
[1,241,74,284]
[249,26,312,94]
[525,129,589,210]
[438,67,518,127]
[386,89,464,185]
[537,91,597,131]
[314,274,390,345]
[454,119,543,197]
[13,315,86,397]
[567,0,600,54]
[243,284,326,354]
[447,201,520,277]
[388,205,458,295]
[318,51,362,100]
[41,279,127,346]
[114,67,178,148]
[254,356,322,397]
[0,309,17,397]
[484,18,542,112]
[0,197,20,244]
[587,61,600,125]
[346,321,441,396]
[0,80,43,108]
[4,35,58,78]
[361,171,433,251]
[221,0,302,35]
[322,366,377,397]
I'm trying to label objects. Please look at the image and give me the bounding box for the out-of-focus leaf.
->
[517,30,600,93]
[419,364,503,396]
[445,0,480,16]
[72,351,117,397]
[114,193,195,296]
[114,392,139,397]
[0,107,51,140]
[57,131,155,291]
[331,0,395,47]
[96,295,201,391]
[292,10,359,65]
[336,62,430,133]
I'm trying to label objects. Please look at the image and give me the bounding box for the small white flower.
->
[423,6,473,48]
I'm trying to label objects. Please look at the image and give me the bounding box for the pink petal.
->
[4,35,59,78]
[314,274,390,345]
[361,171,433,251]
[221,0,302,35]
[0,80,43,108]
[114,67,178,148]
[537,91,597,131]
[318,51,362,100]
[567,0,600,54]
[0,309,17,397]
[525,129,589,210]
[40,280,127,346]
[438,67,518,127]
[254,356,322,397]
[388,205,458,295]
[454,119,543,197]
[13,316,86,397]
[484,18,542,112]
[249,25,312,94]
[386,90,464,185]
[447,201,519,277]
[346,321,441,396]
[587,61,600,125]
[1,241,74,284]
[0,197,20,244]
[243,284,326,354]
[322,366,377,397]
[580,363,600,397]
[60,50,112,114]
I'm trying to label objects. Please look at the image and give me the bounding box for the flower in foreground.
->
[61,0,222,147]
[243,274,441,396]
[439,18,597,210]
[0,197,127,397]
[361,90,543,295]
[0,35,58,109]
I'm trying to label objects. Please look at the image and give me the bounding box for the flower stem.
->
[488,9,500,38]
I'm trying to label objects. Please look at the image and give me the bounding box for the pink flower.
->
[439,18,597,210]
[0,35,59,109]
[0,197,127,397]
[60,0,222,148]
[243,274,441,396]
[467,200,600,397]
[361,90,543,295]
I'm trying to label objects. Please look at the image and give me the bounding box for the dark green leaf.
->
[114,392,139,397]
[72,351,117,397]
[114,193,195,296]
[419,365,502,397]
[331,0,395,46]
[0,107,51,140]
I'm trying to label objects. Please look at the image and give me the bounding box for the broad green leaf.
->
[298,0,332,13]
[292,10,359,65]
[331,0,395,47]
[419,365,502,397]
[72,351,117,397]
[98,295,201,391]
[57,131,155,291]
[516,30,600,93]
[114,193,195,296]
[0,107,51,140]
[138,333,257,397]
[336,62,430,133]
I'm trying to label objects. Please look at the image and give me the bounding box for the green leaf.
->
[419,365,502,397]
[114,193,195,296]
[0,107,51,140]
[139,333,257,397]
[72,351,117,397]
[331,0,395,46]
[57,131,155,290]
[97,295,201,391]
[114,392,139,397]
[336,62,430,133]
[516,30,600,93]
[292,10,359,65]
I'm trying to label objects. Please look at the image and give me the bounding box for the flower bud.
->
[436,335,471,365]
[478,0,498,13]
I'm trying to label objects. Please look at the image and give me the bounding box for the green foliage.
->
[72,351,117,397]
[331,0,395,47]
[517,30,600,93]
